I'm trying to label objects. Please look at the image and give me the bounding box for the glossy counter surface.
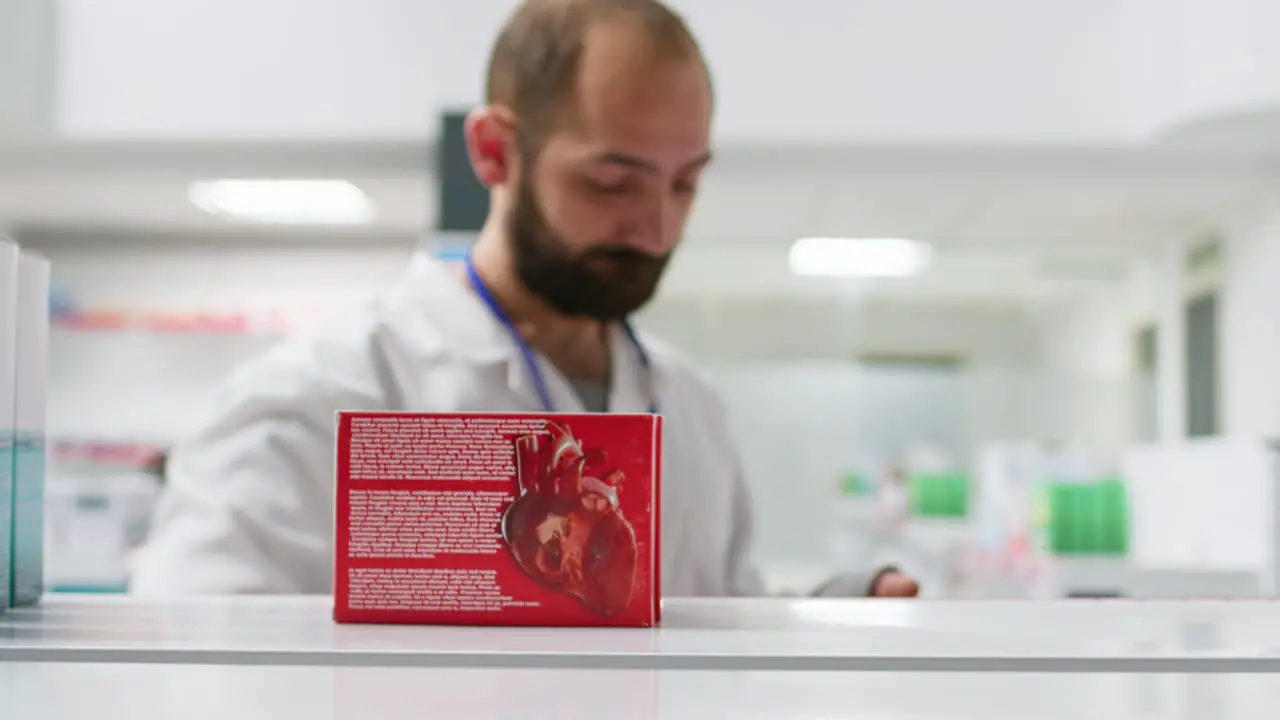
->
[3,595,1280,672]
[6,663,1280,719]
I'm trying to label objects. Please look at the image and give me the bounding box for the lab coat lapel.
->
[392,256,584,413]
[606,323,652,414]
[611,325,682,585]
[517,323,652,415]
[507,346,586,414]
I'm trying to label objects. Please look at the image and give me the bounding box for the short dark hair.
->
[484,0,707,152]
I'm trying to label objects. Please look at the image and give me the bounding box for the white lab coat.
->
[130,257,879,597]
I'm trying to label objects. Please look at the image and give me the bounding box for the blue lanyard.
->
[464,255,658,414]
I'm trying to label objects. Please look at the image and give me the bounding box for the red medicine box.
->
[333,412,662,627]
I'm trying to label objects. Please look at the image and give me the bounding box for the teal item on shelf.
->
[908,473,969,518]
[11,251,48,607]
[0,430,11,609]
[1,239,15,610]
[49,584,128,595]
[11,431,44,604]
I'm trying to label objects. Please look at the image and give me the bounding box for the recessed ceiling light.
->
[788,237,933,278]
[188,179,376,224]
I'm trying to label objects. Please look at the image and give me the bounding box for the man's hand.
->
[871,570,920,597]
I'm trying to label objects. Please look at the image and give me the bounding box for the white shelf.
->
[5,596,1280,718]
[3,595,1280,672]
[6,661,1277,720]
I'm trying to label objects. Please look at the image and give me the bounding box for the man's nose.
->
[625,196,681,256]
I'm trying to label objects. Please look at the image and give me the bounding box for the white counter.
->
[4,596,1280,718]
[3,595,1280,672]
[6,662,1280,720]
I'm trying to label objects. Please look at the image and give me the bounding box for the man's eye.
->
[586,177,629,194]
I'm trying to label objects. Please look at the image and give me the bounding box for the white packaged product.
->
[0,239,17,609]
[12,251,49,606]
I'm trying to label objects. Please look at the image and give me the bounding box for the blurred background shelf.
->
[52,309,292,337]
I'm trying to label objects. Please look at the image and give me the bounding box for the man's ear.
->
[464,106,517,188]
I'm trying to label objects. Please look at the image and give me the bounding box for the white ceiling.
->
[2,138,1278,307]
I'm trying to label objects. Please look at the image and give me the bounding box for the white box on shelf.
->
[1123,437,1280,595]
[12,251,49,606]
[0,239,18,609]
[45,472,161,594]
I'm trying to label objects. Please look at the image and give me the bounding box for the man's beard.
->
[507,177,671,322]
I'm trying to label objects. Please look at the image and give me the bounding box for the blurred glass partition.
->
[701,360,1138,593]
[853,356,967,468]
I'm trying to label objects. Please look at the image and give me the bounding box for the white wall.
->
[1035,197,1280,445]
[1149,246,1192,441]
[1029,250,1185,450]
[1033,289,1138,451]
[53,0,1280,143]
[1221,203,1280,439]
[1037,293,1133,383]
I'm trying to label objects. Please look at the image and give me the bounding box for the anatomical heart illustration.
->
[501,421,639,616]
